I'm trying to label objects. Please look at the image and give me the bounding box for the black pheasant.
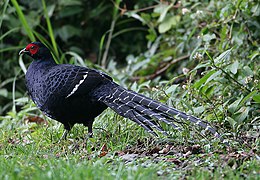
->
[19,42,222,141]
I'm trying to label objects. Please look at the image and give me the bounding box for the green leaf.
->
[214,48,232,64]
[203,84,215,96]
[146,29,157,42]
[0,89,8,97]
[158,16,180,33]
[205,70,221,84]
[15,97,29,104]
[252,94,260,103]
[165,85,178,95]
[47,4,55,17]
[57,25,82,42]
[229,60,239,74]
[59,0,82,6]
[193,62,211,71]
[158,17,172,33]
[58,6,84,18]
[226,117,237,130]
[228,96,243,113]
[202,33,216,42]
[234,107,250,122]
[242,66,254,76]
[157,3,173,22]
[193,70,216,89]
[65,51,86,67]
[128,13,146,24]
[240,90,257,105]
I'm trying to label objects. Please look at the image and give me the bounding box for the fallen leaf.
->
[99,144,108,157]
[159,144,172,154]
[25,116,48,125]
[166,158,182,165]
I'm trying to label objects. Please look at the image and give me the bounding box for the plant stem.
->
[101,19,116,68]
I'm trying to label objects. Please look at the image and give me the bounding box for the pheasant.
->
[19,42,222,141]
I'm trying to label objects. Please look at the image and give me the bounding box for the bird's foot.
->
[88,132,93,138]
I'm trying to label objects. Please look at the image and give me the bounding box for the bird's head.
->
[19,42,52,60]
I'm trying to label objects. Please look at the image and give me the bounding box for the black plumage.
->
[19,42,222,141]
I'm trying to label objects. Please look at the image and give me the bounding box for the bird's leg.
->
[88,124,93,138]
[84,121,94,139]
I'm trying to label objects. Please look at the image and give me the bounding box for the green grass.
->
[0,110,259,180]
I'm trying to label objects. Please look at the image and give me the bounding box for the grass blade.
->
[41,0,59,59]
[10,0,35,41]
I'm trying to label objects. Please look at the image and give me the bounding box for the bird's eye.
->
[31,46,35,49]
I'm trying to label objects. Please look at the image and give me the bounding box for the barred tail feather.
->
[122,100,181,131]
[102,87,181,132]
[100,85,222,141]
[133,111,168,136]
[104,100,161,136]
[124,88,220,138]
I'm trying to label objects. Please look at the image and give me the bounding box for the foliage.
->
[0,0,259,179]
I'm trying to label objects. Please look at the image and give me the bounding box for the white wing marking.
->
[66,72,88,98]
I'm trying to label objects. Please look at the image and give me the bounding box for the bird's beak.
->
[19,48,29,55]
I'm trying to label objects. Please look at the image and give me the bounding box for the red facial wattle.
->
[26,44,40,55]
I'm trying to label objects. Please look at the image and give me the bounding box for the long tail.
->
[96,83,223,141]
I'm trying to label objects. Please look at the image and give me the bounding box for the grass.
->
[0,108,259,180]
[0,155,160,179]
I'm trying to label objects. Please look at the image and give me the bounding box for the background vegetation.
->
[0,0,259,179]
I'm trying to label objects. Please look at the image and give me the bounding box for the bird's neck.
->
[34,57,56,66]
[28,57,57,73]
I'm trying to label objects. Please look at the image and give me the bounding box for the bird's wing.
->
[45,64,112,98]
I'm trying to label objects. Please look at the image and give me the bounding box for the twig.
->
[213,64,251,93]
[110,0,158,14]
[131,54,190,81]
[110,0,180,15]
